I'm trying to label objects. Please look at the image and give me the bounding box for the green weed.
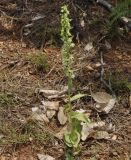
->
[28,51,49,72]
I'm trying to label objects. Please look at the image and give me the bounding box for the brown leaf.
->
[32,113,49,123]
[103,98,116,113]
[55,126,67,139]
[36,87,68,99]
[57,107,67,125]
[91,131,110,140]
[37,154,55,160]
[94,98,116,113]
[46,110,56,119]
[36,89,60,96]
[112,135,117,140]
[91,92,112,104]
[81,121,105,141]
[84,42,93,51]
[41,100,59,110]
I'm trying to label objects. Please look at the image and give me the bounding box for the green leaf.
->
[64,133,73,147]
[70,130,80,148]
[69,111,91,123]
[72,119,81,133]
[70,93,88,102]
[64,130,81,148]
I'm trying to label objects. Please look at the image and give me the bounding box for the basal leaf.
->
[64,133,73,147]
[69,111,90,123]
[70,93,88,102]
[70,130,81,148]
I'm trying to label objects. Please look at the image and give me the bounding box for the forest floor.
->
[0,1,131,160]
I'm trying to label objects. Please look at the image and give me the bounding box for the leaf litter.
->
[46,110,56,119]
[31,99,60,122]
[81,121,106,141]
[91,92,112,104]
[32,89,115,143]
[55,126,68,139]
[32,112,49,123]
[57,107,67,125]
[91,92,116,113]
[84,42,93,51]
[37,154,55,160]
[35,86,68,99]
[41,100,60,110]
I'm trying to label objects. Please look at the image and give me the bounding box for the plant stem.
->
[68,75,72,112]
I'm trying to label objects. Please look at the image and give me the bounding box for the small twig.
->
[75,4,86,13]
[45,63,58,78]
[100,52,115,97]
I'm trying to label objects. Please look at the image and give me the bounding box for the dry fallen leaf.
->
[57,107,67,125]
[55,126,67,139]
[81,121,105,141]
[95,62,101,67]
[47,94,66,99]
[32,113,49,123]
[41,100,59,110]
[46,110,56,119]
[94,98,116,113]
[37,154,55,160]
[36,89,60,96]
[86,65,94,71]
[84,42,93,51]
[112,135,117,140]
[36,87,68,99]
[32,107,39,112]
[103,98,116,113]
[91,92,112,104]
[91,131,110,140]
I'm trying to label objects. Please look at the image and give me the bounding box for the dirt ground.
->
[0,1,131,160]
